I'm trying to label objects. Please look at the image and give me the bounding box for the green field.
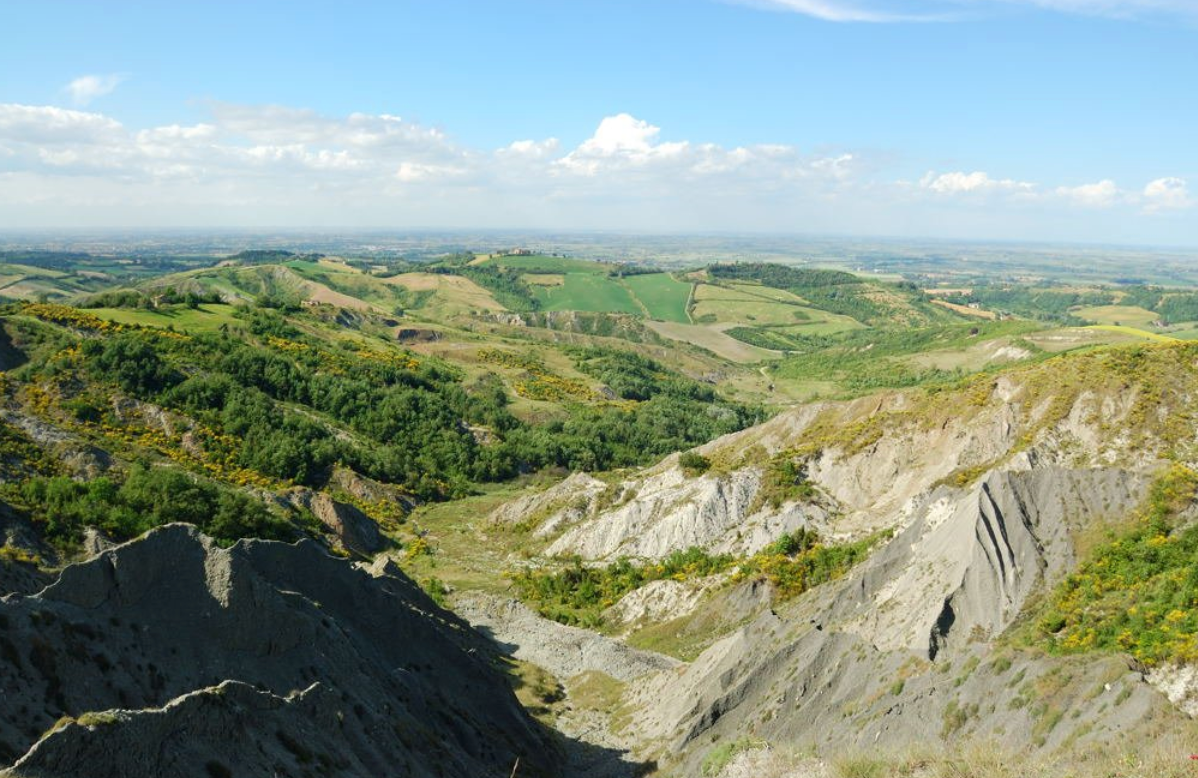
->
[624,273,692,323]
[1085,324,1179,343]
[532,273,641,314]
[1074,305,1159,328]
[764,319,1047,396]
[693,282,862,334]
[770,317,867,336]
[0,262,69,279]
[89,304,242,333]
[1167,325,1198,341]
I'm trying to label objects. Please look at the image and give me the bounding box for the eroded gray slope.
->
[530,366,1180,563]
[834,466,1147,657]
[0,524,564,778]
[615,467,1174,772]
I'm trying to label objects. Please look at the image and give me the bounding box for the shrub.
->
[1034,464,1198,666]
[678,451,711,476]
[701,737,767,777]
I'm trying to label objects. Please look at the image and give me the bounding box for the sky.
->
[0,0,1195,245]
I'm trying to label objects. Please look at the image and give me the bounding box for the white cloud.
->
[395,161,467,182]
[733,0,1196,22]
[1055,179,1121,207]
[136,124,217,144]
[921,170,1035,194]
[732,0,943,22]
[1143,177,1193,212]
[0,104,122,143]
[65,74,126,106]
[0,102,1191,241]
[556,114,690,175]
[500,139,561,159]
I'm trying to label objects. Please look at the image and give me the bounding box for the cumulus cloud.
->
[557,114,689,175]
[1055,179,1121,207]
[920,170,1035,194]
[65,74,126,106]
[1143,177,1193,212]
[499,138,561,159]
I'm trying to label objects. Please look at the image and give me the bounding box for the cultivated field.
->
[532,273,641,314]
[1074,304,1159,328]
[383,272,505,313]
[693,282,862,335]
[644,320,777,363]
[623,272,692,323]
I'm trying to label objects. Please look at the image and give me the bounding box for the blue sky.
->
[0,0,1195,244]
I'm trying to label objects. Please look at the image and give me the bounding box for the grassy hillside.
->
[532,272,642,314]
[0,295,765,558]
[0,251,218,301]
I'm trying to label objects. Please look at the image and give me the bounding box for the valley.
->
[0,240,1196,777]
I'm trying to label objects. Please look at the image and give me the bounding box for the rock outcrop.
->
[835,467,1147,657]
[0,524,561,777]
[531,356,1185,564]
[544,466,829,561]
[454,592,679,683]
[287,489,384,555]
[487,472,607,537]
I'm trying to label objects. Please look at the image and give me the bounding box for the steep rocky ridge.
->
[536,345,1196,560]
[833,466,1146,658]
[0,524,568,777]
[616,466,1159,761]
[486,344,1198,773]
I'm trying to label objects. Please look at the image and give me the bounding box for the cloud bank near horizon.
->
[0,102,1191,242]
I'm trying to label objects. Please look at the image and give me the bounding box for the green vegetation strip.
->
[9,465,297,548]
[510,528,883,628]
[754,320,1044,395]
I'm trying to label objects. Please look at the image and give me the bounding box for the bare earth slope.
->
[540,344,1194,561]
[0,525,566,778]
[491,343,1198,773]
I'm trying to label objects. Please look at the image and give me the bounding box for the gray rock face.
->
[487,472,608,537]
[835,467,1147,657]
[454,592,679,683]
[288,489,384,555]
[617,466,1164,771]
[1147,664,1198,718]
[0,524,561,777]
[544,466,828,561]
[536,368,1178,565]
